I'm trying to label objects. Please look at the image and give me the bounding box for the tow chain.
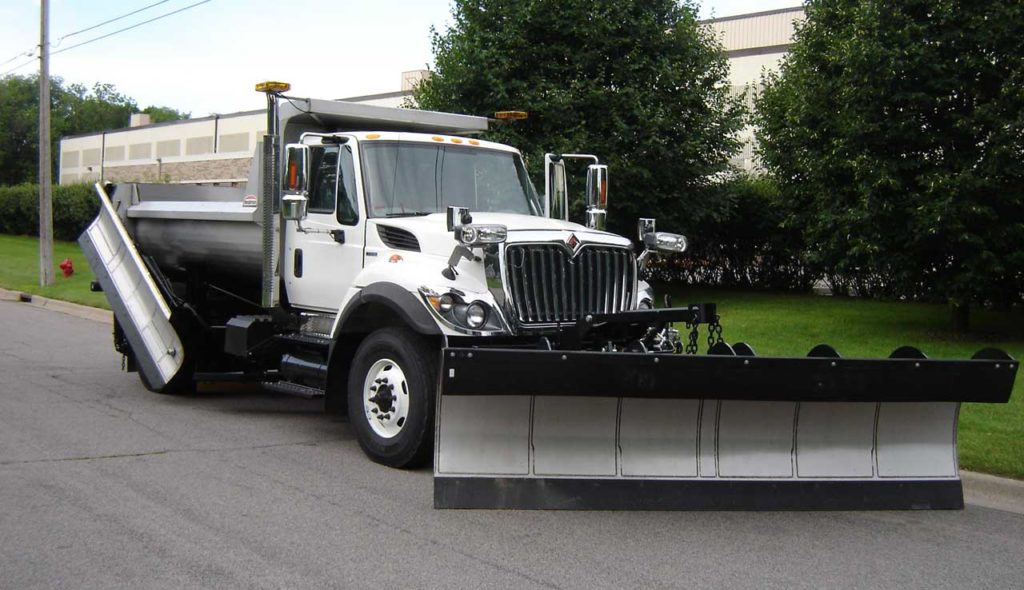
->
[707,316,724,351]
[685,322,700,355]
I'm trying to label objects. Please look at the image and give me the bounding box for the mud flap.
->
[79,183,184,390]
[434,347,1017,510]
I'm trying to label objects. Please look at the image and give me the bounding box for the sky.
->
[0,0,800,117]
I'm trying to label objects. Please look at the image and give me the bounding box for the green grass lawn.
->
[0,234,1020,479]
[0,234,109,309]
[658,284,1024,479]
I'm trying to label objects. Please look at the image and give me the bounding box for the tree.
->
[0,75,190,185]
[413,0,744,238]
[0,76,40,185]
[755,0,1024,330]
[143,105,191,124]
[53,82,139,143]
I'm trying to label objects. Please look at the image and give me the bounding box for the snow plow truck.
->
[79,83,1018,510]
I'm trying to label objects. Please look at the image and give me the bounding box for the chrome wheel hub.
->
[362,358,409,439]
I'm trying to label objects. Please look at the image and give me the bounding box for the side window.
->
[337,146,358,225]
[308,145,339,214]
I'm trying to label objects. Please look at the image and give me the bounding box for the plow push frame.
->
[434,306,1018,511]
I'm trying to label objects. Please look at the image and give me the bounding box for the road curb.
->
[0,287,111,324]
[961,470,1024,514]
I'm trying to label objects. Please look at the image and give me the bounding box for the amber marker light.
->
[494,111,528,120]
[431,136,445,142]
[365,133,381,140]
[287,159,298,189]
[255,81,291,93]
[451,138,463,144]
[468,139,480,146]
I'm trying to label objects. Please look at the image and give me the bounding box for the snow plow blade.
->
[434,345,1017,510]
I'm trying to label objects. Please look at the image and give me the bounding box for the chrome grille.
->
[505,243,636,326]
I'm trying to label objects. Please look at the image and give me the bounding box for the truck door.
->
[284,142,364,312]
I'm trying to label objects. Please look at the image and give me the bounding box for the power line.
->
[1,0,209,77]
[1,56,37,77]
[0,50,35,68]
[53,0,174,47]
[52,0,215,56]
[2,0,172,73]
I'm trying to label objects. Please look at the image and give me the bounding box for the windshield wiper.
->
[384,211,433,217]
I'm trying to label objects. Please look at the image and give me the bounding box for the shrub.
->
[0,183,98,241]
[645,173,812,291]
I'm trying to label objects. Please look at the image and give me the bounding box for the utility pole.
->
[38,0,55,286]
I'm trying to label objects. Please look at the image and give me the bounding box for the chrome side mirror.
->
[446,206,472,231]
[638,218,656,241]
[283,144,310,194]
[585,164,608,230]
[282,194,308,221]
[544,154,568,221]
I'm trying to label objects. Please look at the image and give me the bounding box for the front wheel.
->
[347,327,438,468]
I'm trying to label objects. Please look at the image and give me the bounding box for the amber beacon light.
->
[255,81,291,93]
[494,110,528,120]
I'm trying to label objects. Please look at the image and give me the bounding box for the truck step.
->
[275,332,333,350]
[193,371,263,383]
[262,381,325,399]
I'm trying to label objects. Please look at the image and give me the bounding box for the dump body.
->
[125,183,264,284]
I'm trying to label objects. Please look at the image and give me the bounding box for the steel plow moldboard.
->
[433,346,1018,510]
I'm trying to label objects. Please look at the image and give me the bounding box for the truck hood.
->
[370,212,633,257]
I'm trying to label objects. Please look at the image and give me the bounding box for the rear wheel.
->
[347,327,437,468]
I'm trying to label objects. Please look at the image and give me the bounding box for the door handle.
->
[330,229,346,244]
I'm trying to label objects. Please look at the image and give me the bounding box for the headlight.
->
[466,302,488,328]
[456,224,507,246]
[418,287,503,334]
[438,293,454,313]
[643,231,688,254]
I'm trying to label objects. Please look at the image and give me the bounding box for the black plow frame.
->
[440,347,1017,403]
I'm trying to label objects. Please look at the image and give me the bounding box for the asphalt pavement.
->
[1,299,1023,589]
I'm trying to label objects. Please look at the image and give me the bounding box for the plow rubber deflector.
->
[434,347,1017,510]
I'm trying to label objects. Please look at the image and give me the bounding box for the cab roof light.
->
[495,111,528,120]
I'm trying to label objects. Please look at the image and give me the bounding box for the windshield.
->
[361,141,541,217]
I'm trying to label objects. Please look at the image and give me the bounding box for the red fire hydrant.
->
[59,258,74,278]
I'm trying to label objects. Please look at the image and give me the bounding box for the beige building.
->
[58,70,429,186]
[60,8,805,185]
[702,6,805,170]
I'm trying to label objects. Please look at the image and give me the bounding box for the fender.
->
[334,282,441,337]
[324,282,442,414]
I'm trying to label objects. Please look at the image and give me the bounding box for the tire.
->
[347,327,438,468]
